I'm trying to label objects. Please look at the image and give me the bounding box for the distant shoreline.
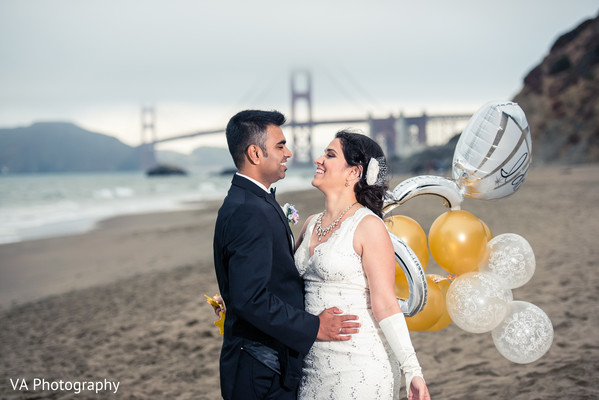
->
[0,169,315,246]
[0,184,321,309]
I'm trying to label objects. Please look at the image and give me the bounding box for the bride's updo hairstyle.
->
[336,130,389,218]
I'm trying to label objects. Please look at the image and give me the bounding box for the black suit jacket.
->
[213,174,319,398]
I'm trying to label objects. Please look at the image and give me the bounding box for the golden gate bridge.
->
[139,71,473,169]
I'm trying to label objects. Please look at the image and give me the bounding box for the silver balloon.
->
[446,271,513,333]
[480,233,536,289]
[453,101,531,200]
[383,175,464,216]
[492,301,553,364]
[389,232,427,317]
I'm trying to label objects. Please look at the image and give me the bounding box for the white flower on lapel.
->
[282,203,299,227]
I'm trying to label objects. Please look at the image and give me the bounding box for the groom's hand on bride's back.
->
[316,307,360,341]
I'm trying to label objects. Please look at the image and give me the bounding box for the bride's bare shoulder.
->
[355,212,389,239]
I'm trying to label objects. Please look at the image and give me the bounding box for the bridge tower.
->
[290,70,313,165]
[395,112,429,158]
[140,106,157,170]
[368,115,397,159]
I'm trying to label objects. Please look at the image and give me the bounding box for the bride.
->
[294,131,431,400]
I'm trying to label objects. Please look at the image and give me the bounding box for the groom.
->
[213,110,360,400]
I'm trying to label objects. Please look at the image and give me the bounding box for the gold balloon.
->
[384,215,429,268]
[406,275,444,331]
[394,262,410,298]
[481,219,493,241]
[475,218,493,271]
[426,274,453,331]
[428,210,488,275]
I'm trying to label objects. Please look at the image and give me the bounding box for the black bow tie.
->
[269,187,276,199]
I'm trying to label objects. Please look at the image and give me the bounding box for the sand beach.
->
[1,164,598,399]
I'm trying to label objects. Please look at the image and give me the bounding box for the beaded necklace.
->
[315,202,358,241]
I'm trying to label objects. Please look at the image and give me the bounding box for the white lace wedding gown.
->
[295,207,401,399]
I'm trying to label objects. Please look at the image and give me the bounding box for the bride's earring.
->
[345,180,350,187]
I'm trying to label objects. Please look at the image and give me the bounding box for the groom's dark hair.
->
[226,110,287,168]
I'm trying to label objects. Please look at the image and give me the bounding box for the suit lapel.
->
[264,194,295,252]
[232,175,295,253]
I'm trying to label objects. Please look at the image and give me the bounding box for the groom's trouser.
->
[230,350,296,400]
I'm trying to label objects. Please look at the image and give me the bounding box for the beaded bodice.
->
[295,207,400,400]
[296,207,373,315]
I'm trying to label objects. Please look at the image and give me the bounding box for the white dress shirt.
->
[236,172,270,193]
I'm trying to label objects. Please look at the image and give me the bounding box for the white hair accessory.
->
[365,157,387,186]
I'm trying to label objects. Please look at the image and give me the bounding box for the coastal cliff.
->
[513,13,599,164]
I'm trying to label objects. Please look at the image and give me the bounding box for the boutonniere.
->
[282,203,299,228]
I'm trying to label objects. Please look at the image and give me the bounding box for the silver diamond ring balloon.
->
[383,101,531,213]
[452,101,531,200]
[383,175,463,215]
[389,232,428,317]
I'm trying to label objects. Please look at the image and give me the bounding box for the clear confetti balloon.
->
[480,233,536,289]
[446,272,513,333]
[492,301,553,364]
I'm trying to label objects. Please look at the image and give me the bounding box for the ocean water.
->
[0,168,316,245]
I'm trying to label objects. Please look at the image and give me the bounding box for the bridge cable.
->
[336,65,386,113]
[218,76,267,123]
[218,70,287,123]
[319,66,369,113]
[322,67,386,115]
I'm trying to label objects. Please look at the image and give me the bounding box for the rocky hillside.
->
[513,13,599,164]
[0,122,140,173]
[392,13,599,174]
[0,121,234,174]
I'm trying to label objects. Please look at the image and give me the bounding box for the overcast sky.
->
[1,1,597,152]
